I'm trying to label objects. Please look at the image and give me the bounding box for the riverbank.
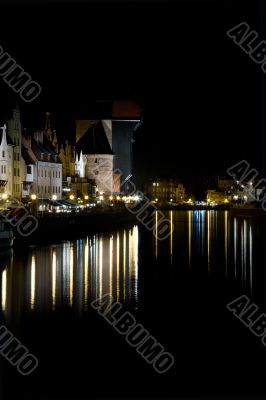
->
[14,208,137,245]
[157,204,230,211]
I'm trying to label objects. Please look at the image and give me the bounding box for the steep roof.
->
[22,145,36,165]
[75,121,113,155]
[0,130,13,146]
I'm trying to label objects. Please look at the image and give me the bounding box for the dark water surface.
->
[0,211,265,399]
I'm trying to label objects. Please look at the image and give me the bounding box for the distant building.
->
[144,178,185,203]
[176,183,186,202]
[207,190,229,204]
[217,177,235,192]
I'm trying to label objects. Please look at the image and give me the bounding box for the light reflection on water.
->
[1,225,139,319]
[0,211,260,321]
[154,210,256,293]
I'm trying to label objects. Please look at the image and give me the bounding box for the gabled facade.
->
[0,124,13,197]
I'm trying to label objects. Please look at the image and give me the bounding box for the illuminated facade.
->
[144,178,186,203]
[7,104,22,199]
[75,120,114,195]
[21,124,62,199]
[0,125,13,197]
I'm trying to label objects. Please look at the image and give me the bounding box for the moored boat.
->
[0,219,14,248]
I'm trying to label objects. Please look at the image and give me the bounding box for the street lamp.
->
[52,195,57,201]
[30,194,37,215]
[84,195,89,200]
[69,195,75,201]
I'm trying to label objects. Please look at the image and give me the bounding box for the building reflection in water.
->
[153,210,255,294]
[0,226,139,317]
[0,212,258,319]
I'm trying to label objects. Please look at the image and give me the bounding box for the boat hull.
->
[0,237,14,249]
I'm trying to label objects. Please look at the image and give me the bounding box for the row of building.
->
[143,175,264,206]
[206,176,263,204]
[0,102,141,203]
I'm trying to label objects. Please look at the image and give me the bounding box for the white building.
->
[0,124,13,197]
[22,130,62,200]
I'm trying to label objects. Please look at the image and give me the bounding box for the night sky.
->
[0,0,263,192]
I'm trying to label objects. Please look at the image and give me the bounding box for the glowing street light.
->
[52,195,57,201]
[31,194,37,201]
[84,195,89,200]
[109,196,113,201]
[69,195,75,201]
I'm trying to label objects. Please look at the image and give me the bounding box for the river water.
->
[0,210,265,399]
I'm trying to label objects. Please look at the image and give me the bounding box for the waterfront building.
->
[21,118,62,200]
[75,101,142,194]
[7,103,23,199]
[207,190,229,204]
[0,125,13,197]
[75,120,114,196]
[144,178,185,204]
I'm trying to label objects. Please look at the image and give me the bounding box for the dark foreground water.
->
[0,211,265,399]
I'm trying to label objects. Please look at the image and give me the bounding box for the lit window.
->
[157,183,159,187]
[153,182,156,186]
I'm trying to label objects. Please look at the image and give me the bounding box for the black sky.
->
[0,0,263,190]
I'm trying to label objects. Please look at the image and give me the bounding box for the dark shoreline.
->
[13,209,137,246]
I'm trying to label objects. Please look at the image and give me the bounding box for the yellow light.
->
[224,198,229,203]
[109,196,113,201]
[31,194,37,200]
[100,191,104,195]
[117,196,121,200]
[155,198,158,202]
[84,195,89,200]
[99,195,103,201]
[69,195,74,200]
[52,195,57,201]
[2,193,8,200]
[1,269,7,311]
